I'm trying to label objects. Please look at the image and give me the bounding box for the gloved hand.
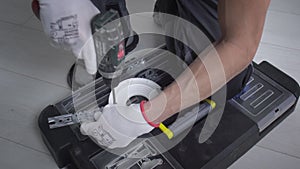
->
[80,104,154,149]
[37,0,100,74]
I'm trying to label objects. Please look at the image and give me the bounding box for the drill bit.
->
[112,88,117,104]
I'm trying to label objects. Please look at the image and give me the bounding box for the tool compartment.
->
[38,60,300,169]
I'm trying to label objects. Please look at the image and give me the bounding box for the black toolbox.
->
[38,60,300,169]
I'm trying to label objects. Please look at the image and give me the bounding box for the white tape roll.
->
[108,78,161,106]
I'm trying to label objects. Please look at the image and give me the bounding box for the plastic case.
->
[38,61,300,169]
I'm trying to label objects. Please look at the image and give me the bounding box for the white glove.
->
[38,0,99,74]
[80,104,154,149]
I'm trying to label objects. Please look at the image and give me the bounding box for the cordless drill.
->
[91,9,126,89]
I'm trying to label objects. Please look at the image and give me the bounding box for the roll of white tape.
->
[108,78,161,106]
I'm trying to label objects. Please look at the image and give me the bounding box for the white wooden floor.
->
[0,0,300,168]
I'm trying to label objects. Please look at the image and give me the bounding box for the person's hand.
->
[80,104,154,149]
[37,0,100,74]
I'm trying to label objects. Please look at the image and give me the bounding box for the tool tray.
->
[38,60,300,169]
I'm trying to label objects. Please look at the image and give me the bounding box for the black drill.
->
[91,10,126,103]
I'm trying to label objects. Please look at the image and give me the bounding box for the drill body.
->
[91,9,126,87]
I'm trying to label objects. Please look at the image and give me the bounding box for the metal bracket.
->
[48,108,101,129]
[105,140,163,169]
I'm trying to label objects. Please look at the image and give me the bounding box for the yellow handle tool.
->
[161,99,216,140]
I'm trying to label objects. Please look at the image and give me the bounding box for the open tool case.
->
[38,43,300,168]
